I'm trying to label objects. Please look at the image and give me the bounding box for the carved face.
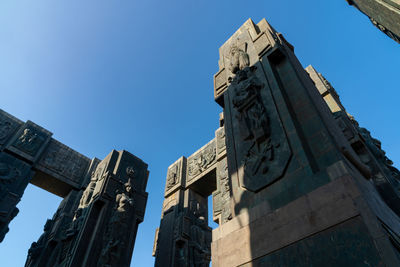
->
[125,184,132,193]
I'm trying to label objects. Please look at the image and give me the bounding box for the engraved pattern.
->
[38,140,90,183]
[166,162,179,191]
[187,142,216,181]
[216,127,226,154]
[229,63,291,192]
[13,127,46,156]
[0,120,14,145]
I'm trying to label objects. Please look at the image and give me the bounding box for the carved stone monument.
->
[0,109,149,267]
[347,0,400,44]
[153,19,400,266]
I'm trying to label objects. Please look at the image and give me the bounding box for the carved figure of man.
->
[167,164,178,190]
[228,43,250,74]
[15,128,43,154]
[79,179,97,208]
[99,179,135,266]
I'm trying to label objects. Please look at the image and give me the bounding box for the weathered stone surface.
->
[6,120,52,162]
[186,139,216,186]
[156,18,400,267]
[26,150,149,267]
[347,0,400,44]
[0,109,23,150]
[165,157,186,198]
[0,109,149,267]
[0,153,32,242]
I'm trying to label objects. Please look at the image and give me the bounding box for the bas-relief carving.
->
[0,154,31,243]
[187,197,211,267]
[25,219,54,267]
[228,42,250,74]
[228,64,291,192]
[0,121,13,142]
[99,177,135,267]
[0,117,20,147]
[216,127,226,155]
[213,159,232,224]
[166,162,180,191]
[370,17,400,44]
[38,140,90,184]
[0,162,21,187]
[13,126,46,157]
[166,191,211,267]
[358,127,400,189]
[187,141,216,182]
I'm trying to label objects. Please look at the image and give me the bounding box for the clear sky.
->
[0,1,399,266]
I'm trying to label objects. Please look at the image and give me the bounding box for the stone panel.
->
[227,63,292,192]
[6,121,52,162]
[27,150,149,267]
[212,157,232,225]
[215,127,226,158]
[0,109,23,150]
[164,157,186,198]
[186,139,216,187]
[36,139,91,186]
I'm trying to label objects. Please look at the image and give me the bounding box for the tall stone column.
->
[154,159,213,267]
[211,18,400,266]
[0,110,53,242]
[347,0,400,44]
[25,150,149,267]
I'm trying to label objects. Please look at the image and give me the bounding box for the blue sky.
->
[0,1,399,266]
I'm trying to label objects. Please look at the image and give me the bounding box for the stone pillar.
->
[211,18,400,266]
[306,65,400,216]
[25,150,149,267]
[0,110,53,242]
[347,0,400,44]
[154,148,216,266]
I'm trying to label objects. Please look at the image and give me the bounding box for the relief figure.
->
[99,179,135,267]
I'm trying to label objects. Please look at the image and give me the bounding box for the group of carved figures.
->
[24,167,136,267]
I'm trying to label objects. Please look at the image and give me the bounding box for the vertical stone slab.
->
[0,153,33,242]
[0,109,23,150]
[165,157,186,198]
[211,18,400,266]
[5,120,52,163]
[212,157,232,225]
[347,0,400,44]
[155,188,211,267]
[25,189,82,267]
[67,150,149,267]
